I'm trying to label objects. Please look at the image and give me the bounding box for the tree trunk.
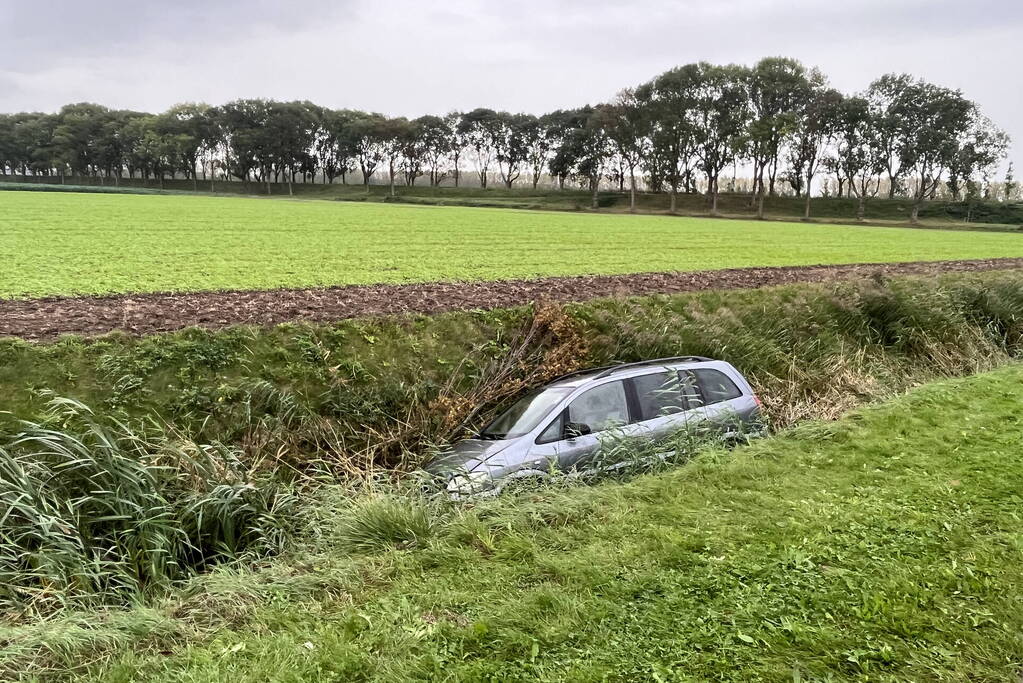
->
[748,162,761,207]
[803,171,812,220]
[629,168,637,213]
[910,199,921,224]
[856,194,866,221]
[669,187,677,214]
[591,174,599,209]
[756,187,766,220]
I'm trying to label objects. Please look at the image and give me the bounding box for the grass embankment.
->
[5,177,1023,228]
[3,190,1023,298]
[11,365,1023,681]
[4,271,1023,465]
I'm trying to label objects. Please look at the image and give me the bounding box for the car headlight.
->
[446,470,493,494]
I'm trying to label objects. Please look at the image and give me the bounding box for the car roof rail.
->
[548,364,619,384]
[549,356,714,384]
[592,356,714,379]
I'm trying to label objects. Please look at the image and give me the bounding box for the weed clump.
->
[334,495,438,552]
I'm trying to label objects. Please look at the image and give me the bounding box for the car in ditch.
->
[424,356,764,496]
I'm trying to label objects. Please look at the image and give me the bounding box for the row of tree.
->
[0,57,1011,223]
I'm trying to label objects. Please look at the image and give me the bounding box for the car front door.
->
[551,380,633,471]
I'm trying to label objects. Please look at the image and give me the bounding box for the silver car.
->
[425,356,763,496]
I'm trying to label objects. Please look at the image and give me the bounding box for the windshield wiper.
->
[476,432,505,440]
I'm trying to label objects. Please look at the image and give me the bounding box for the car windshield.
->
[478,387,572,440]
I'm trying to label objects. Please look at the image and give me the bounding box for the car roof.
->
[544,356,719,390]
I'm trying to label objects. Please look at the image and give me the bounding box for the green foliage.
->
[3,191,1023,298]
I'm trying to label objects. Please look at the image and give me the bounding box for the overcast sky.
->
[1,0,1020,172]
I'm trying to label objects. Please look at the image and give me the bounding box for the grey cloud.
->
[2,0,354,69]
[0,0,1019,167]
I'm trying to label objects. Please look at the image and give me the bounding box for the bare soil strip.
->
[3,258,1022,341]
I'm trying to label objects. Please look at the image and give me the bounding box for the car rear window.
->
[693,368,742,404]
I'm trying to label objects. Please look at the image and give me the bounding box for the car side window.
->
[678,370,704,409]
[536,412,564,444]
[567,381,629,434]
[693,369,742,405]
[630,371,685,421]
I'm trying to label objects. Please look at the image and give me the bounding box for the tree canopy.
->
[0,58,1011,220]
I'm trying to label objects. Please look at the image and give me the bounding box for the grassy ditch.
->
[8,364,1023,680]
[2,270,1023,622]
[4,270,1023,462]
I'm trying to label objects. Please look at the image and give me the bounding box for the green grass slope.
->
[33,365,1023,682]
[3,190,1023,298]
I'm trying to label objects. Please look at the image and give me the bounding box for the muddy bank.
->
[3,258,1022,341]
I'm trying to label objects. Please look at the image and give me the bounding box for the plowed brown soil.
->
[2,258,1022,341]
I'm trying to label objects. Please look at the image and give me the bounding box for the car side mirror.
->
[565,422,592,438]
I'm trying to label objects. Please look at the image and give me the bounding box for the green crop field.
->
[3,189,1023,299]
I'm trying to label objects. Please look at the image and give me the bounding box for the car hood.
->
[423,438,514,475]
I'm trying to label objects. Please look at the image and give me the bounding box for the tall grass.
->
[0,397,295,616]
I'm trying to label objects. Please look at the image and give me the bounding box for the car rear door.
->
[626,370,690,445]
